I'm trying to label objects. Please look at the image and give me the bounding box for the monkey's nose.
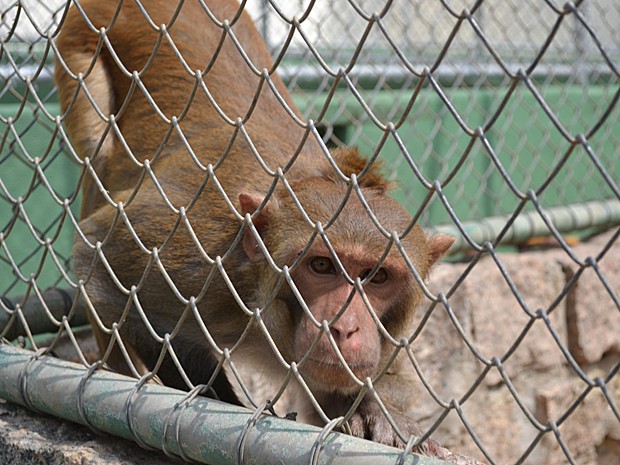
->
[330,318,360,345]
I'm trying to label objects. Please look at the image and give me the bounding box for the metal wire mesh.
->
[0,1,619,464]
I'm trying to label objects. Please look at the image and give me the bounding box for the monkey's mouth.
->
[302,357,374,387]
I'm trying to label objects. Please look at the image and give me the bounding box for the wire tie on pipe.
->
[397,434,417,465]
[0,294,15,310]
[76,360,107,435]
[18,348,47,415]
[124,372,159,451]
[55,287,74,314]
[237,401,270,465]
[161,384,205,462]
[310,416,342,465]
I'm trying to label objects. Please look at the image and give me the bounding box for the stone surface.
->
[533,364,620,465]
[405,230,620,465]
[558,232,620,365]
[408,250,568,420]
[0,399,177,465]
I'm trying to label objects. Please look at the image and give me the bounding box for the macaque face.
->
[241,182,440,395]
[289,240,413,393]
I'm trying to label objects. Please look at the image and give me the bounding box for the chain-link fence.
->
[0,1,618,464]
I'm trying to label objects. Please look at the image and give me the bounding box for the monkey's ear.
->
[427,234,455,267]
[239,193,272,261]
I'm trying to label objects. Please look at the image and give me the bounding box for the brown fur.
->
[55,0,453,449]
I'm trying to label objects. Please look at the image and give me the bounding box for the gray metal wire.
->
[0,1,619,464]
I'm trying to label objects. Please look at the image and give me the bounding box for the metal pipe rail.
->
[0,344,450,465]
[0,288,87,341]
[432,199,620,253]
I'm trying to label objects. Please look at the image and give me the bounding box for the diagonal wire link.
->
[0,1,618,464]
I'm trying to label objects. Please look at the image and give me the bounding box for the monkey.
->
[54,0,454,451]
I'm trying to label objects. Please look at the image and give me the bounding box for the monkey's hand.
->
[347,399,443,456]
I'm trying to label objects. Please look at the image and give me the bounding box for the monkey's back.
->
[56,0,322,212]
[55,0,323,373]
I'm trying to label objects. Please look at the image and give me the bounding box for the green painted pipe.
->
[0,288,88,340]
[431,199,620,253]
[0,344,450,465]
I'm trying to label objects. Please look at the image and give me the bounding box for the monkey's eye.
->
[309,257,336,275]
[361,268,389,285]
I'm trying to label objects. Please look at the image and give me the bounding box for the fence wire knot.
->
[0,1,618,464]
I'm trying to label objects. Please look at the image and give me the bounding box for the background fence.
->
[0,1,619,464]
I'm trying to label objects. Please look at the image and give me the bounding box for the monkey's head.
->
[238,162,453,395]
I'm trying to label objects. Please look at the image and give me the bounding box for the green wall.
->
[1,84,618,296]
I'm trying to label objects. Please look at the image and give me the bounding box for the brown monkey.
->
[55,0,453,450]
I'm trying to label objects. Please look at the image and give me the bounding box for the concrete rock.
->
[533,362,620,465]
[558,232,620,365]
[0,399,177,465]
[412,248,568,409]
[407,230,620,465]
